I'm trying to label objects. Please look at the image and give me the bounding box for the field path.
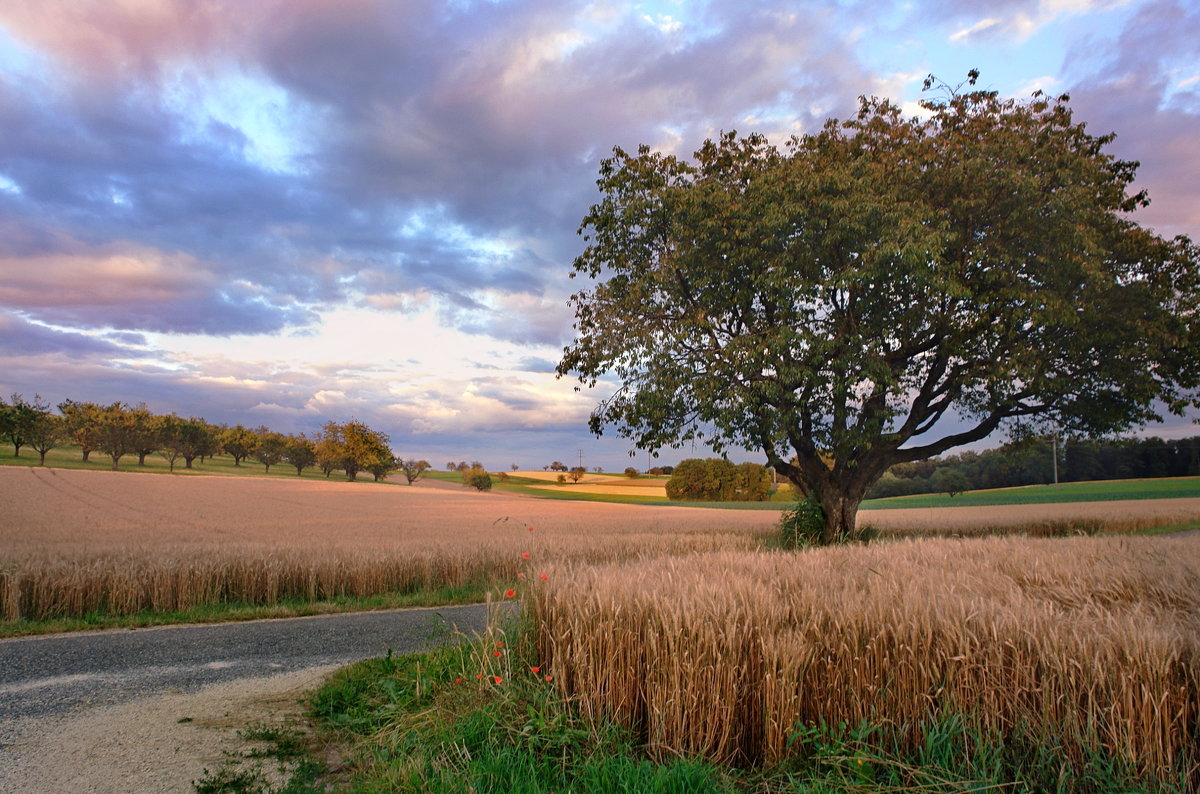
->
[0,603,491,793]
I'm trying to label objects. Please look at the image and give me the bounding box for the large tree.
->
[559,76,1200,543]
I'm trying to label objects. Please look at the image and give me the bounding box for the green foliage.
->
[219,424,259,467]
[314,420,392,481]
[282,434,316,476]
[929,468,970,497]
[624,466,639,478]
[309,638,736,793]
[777,494,828,549]
[252,428,288,474]
[666,458,770,501]
[559,74,1200,543]
[463,466,493,491]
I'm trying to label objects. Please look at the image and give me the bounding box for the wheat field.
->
[0,467,774,620]
[531,535,1200,786]
[4,466,1198,626]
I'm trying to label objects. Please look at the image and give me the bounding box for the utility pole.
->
[1052,433,1059,485]
[578,449,584,470]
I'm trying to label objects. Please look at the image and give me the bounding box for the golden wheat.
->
[532,535,1200,786]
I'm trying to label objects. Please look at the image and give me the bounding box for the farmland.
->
[4,466,1200,627]
[6,465,1200,789]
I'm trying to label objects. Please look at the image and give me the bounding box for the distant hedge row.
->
[665,458,772,501]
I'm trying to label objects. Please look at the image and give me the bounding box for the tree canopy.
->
[558,76,1200,543]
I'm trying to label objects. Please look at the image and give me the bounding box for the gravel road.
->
[0,603,493,792]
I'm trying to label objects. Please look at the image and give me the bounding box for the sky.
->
[0,0,1197,472]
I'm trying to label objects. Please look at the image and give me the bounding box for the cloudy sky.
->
[1,0,1197,470]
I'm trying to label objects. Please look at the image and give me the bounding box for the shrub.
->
[778,494,826,548]
[624,467,639,478]
[462,466,493,491]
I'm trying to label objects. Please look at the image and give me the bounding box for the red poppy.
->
[545,675,553,682]
[455,678,463,684]
[494,650,502,657]
[531,666,540,673]
[522,551,531,559]
[504,589,516,598]
[494,675,503,684]
[527,526,534,532]
[476,674,483,679]
[539,573,549,581]
[517,572,526,579]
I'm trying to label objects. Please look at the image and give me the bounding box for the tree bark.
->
[818,490,864,544]
[110,454,120,471]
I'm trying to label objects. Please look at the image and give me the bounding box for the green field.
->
[4,445,1199,510]
[861,476,1200,509]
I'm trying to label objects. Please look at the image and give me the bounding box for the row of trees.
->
[665,459,772,502]
[0,395,434,484]
[870,436,1200,498]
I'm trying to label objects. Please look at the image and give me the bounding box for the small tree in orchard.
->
[156,414,184,472]
[283,434,316,476]
[1,393,42,457]
[398,458,431,485]
[93,402,138,470]
[220,424,258,467]
[128,404,160,466]
[176,418,217,469]
[58,400,103,461]
[25,398,65,466]
[253,429,288,474]
[559,74,1200,544]
[568,466,587,483]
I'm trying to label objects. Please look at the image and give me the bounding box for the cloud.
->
[1063,0,1200,240]
[0,0,880,341]
[0,311,147,359]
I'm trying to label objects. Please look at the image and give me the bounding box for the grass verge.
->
[295,619,1192,793]
[0,584,490,638]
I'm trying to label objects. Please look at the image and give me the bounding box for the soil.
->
[0,666,340,794]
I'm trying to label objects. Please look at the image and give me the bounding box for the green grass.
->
[0,584,491,639]
[295,624,1192,793]
[0,444,391,484]
[305,624,740,793]
[862,476,1200,509]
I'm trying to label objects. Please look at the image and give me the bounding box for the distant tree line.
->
[0,394,435,484]
[870,436,1200,498]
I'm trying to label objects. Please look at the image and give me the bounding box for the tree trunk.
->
[110,453,120,471]
[12,443,22,457]
[138,452,148,466]
[81,447,91,462]
[818,490,863,544]
[38,450,47,466]
[184,455,195,469]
